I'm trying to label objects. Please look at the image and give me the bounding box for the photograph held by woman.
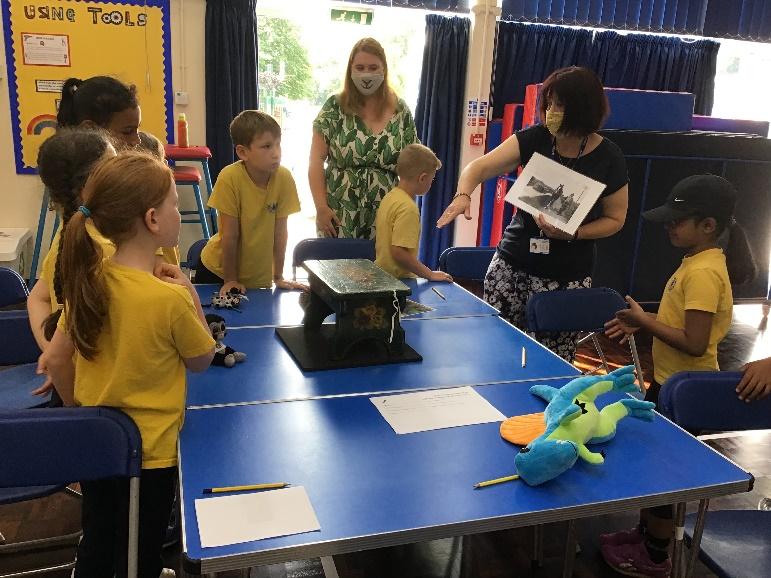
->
[437,67,629,362]
[309,37,419,240]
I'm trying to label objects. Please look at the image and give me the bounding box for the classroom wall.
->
[0,0,208,268]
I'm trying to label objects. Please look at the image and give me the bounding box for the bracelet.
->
[453,192,472,201]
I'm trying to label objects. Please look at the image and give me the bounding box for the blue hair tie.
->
[78,205,91,218]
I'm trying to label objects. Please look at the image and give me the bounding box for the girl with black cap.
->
[600,173,756,577]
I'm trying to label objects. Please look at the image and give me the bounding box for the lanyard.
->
[551,136,588,169]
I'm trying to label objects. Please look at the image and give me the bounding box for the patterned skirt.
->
[483,252,591,363]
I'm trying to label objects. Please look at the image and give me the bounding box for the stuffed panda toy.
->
[205,314,247,368]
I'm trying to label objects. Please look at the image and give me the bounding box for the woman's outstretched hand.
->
[437,195,472,228]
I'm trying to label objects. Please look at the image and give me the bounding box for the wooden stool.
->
[275,259,421,371]
[165,145,217,233]
[173,166,210,239]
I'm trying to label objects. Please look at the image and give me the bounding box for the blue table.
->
[186,315,578,408]
[194,279,497,329]
[179,379,752,573]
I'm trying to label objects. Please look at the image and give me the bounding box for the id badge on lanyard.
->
[529,232,550,255]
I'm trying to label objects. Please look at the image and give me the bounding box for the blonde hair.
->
[396,144,441,180]
[338,38,394,117]
[60,152,173,359]
[230,110,281,148]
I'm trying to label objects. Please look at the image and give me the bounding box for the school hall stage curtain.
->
[501,0,710,36]
[415,15,470,269]
[703,0,771,41]
[491,22,719,117]
[491,21,592,117]
[205,0,259,180]
[588,30,720,115]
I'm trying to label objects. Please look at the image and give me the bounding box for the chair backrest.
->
[526,287,627,333]
[658,371,771,432]
[0,407,142,487]
[0,310,42,365]
[186,238,207,270]
[292,238,375,268]
[438,247,496,280]
[0,266,29,308]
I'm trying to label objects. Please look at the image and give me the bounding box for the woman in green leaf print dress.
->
[309,37,419,239]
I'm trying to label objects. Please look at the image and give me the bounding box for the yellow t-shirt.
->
[42,225,180,310]
[375,187,420,279]
[61,261,214,468]
[157,246,181,267]
[42,223,115,312]
[652,248,732,384]
[200,162,301,288]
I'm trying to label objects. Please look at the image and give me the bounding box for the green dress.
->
[313,95,419,240]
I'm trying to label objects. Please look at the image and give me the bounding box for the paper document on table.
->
[195,486,320,548]
[371,386,506,434]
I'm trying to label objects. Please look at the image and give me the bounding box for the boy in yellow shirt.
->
[197,110,306,294]
[375,143,453,282]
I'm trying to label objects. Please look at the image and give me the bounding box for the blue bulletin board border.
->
[1,0,174,174]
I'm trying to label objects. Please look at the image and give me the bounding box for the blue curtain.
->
[491,21,592,117]
[338,1,469,12]
[501,0,771,41]
[501,0,709,35]
[589,30,719,114]
[415,15,469,269]
[704,0,771,41]
[205,0,259,180]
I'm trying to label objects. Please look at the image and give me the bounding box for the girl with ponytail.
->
[38,152,214,577]
[601,174,756,576]
[57,76,140,146]
[28,128,116,353]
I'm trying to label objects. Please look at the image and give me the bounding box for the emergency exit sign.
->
[331,8,373,25]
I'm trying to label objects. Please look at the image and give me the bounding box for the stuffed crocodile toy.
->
[508,365,655,486]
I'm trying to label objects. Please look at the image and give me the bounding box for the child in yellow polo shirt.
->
[39,152,214,576]
[601,174,756,577]
[375,143,453,282]
[198,110,306,293]
[28,128,118,354]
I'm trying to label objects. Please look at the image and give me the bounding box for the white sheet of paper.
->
[195,486,320,548]
[371,386,506,434]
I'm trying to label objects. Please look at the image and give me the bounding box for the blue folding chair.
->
[526,287,645,390]
[292,238,375,280]
[0,267,46,408]
[658,371,771,578]
[186,238,207,281]
[438,246,496,281]
[0,407,142,578]
[0,267,28,309]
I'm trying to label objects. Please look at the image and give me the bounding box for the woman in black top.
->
[437,67,629,361]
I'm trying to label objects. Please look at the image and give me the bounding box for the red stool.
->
[165,145,217,233]
[173,166,210,239]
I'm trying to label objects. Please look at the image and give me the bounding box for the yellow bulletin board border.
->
[2,0,173,174]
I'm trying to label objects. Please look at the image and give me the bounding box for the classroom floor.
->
[2,302,769,578]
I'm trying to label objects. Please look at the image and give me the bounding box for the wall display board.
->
[2,0,172,173]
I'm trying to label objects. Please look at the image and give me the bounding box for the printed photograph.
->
[504,153,607,236]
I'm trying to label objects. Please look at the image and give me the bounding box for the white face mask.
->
[351,72,384,96]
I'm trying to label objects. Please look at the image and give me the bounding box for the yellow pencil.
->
[203,483,288,494]
[473,474,520,489]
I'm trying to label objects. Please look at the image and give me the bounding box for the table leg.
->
[531,524,544,568]
[671,502,686,578]
[320,556,340,578]
[562,519,577,578]
[685,499,709,578]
